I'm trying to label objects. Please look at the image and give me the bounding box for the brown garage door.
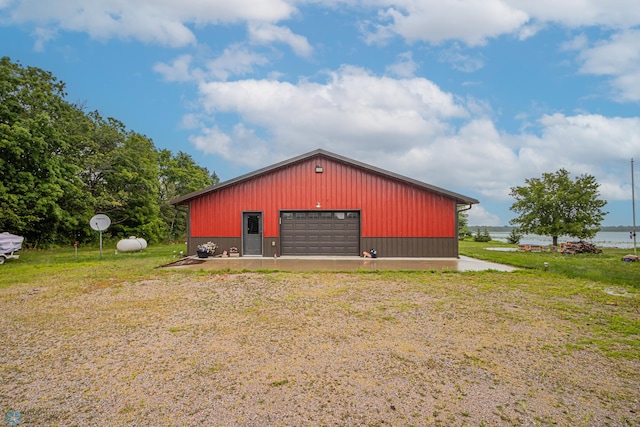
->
[281,211,360,256]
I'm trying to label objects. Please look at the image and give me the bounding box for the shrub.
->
[507,229,522,245]
[473,227,491,242]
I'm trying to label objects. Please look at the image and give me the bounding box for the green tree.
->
[158,150,217,241]
[78,113,164,242]
[0,57,91,246]
[509,169,608,246]
[457,208,472,238]
[111,132,163,241]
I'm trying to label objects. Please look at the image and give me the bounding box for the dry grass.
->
[1,271,639,426]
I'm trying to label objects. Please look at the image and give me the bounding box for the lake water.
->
[489,231,638,249]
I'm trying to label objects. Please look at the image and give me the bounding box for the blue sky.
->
[2,0,639,226]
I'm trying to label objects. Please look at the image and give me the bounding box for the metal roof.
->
[170,148,479,206]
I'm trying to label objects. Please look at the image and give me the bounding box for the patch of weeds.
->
[204,363,223,374]
[120,405,136,414]
[269,379,289,387]
[604,348,638,359]
[326,286,349,296]
[533,415,555,424]
[378,313,397,322]
[463,352,485,367]
[454,383,467,398]
[607,315,640,336]
[243,299,266,314]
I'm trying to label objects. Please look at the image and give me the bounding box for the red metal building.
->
[171,149,478,257]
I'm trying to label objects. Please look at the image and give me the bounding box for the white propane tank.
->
[116,236,148,252]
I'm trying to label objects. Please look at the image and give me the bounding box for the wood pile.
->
[562,241,602,254]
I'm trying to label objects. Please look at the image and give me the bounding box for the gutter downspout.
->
[455,204,473,258]
[457,204,473,213]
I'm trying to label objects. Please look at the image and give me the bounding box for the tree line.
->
[0,57,217,247]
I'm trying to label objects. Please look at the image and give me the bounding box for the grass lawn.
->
[0,243,638,426]
[459,239,640,289]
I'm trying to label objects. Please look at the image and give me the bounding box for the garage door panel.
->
[281,211,360,256]
[282,223,295,232]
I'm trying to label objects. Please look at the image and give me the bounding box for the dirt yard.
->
[1,272,638,426]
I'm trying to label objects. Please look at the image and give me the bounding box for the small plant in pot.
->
[197,241,218,258]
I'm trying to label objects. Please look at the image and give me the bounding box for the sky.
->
[1,0,639,226]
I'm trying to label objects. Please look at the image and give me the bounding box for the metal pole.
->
[632,158,637,256]
[96,221,103,259]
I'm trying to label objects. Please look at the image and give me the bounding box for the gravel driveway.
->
[1,272,638,426]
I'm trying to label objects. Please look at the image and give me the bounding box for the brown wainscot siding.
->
[360,237,458,258]
[263,237,280,258]
[188,237,242,257]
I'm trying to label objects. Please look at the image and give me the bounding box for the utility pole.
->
[632,158,637,256]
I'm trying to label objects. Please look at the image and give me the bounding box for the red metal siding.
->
[190,156,455,238]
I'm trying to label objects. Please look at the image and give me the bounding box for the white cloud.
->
[189,123,271,168]
[517,21,545,40]
[467,205,501,226]
[3,0,295,47]
[190,66,467,165]
[153,54,197,82]
[5,0,640,53]
[154,46,270,82]
[385,51,418,78]
[180,113,202,130]
[190,125,233,155]
[248,23,313,58]
[31,26,57,51]
[381,119,521,200]
[575,30,640,101]
[363,0,640,47]
[508,0,640,29]
[560,33,589,51]
[369,0,529,46]
[533,113,640,165]
[205,45,270,80]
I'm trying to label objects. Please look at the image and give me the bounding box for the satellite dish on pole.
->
[90,214,111,258]
[90,214,111,231]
